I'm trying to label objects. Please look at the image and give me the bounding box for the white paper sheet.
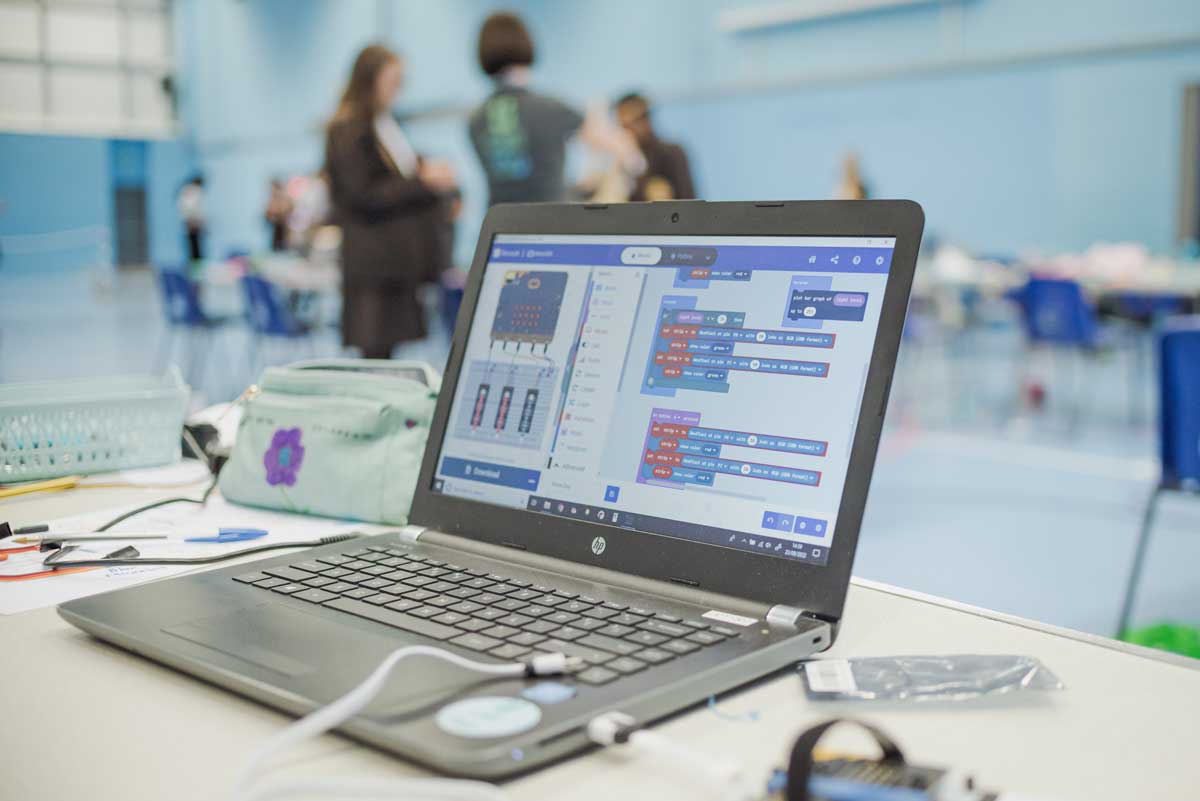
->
[78,460,214,487]
[0,496,388,615]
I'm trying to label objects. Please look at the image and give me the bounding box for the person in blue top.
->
[468,12,639,206]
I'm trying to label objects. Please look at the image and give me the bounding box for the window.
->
[0,0,175,137]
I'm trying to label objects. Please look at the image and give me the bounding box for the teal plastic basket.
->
[0,370,189,482]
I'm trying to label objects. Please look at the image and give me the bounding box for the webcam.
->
[670,212,680,223]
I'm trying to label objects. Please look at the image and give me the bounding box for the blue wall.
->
[0,133,194,272]
[171,0,1200,262]
[144,139,198,266]
[109,140,147,188]
[3,0,1199,270]
[0,134,113,272]
[170,0,382,256]
[660,47,1200,254]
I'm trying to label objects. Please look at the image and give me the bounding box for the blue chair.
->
[1010,278,1100,347]
[1006,277,1121,427]
[160,269,210,327]
[240,274,315,372]
[1116,318,1200,636]
[156,268,232,391]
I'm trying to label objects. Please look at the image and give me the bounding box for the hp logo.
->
[591,536,607,556]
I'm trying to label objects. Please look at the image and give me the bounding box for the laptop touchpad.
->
[163,603,489,717]
[164,603,347,678]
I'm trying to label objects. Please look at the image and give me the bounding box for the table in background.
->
[198,253,341,294]
[1,485,1197,801]
[912,255,1200,307]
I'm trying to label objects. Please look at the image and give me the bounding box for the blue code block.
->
[787,290,869,322]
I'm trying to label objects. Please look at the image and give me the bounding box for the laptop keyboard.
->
[233,544,739,685]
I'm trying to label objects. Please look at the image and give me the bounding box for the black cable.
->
[785,718,906,801]
[43,533,360,569]
[3,472,218,541]
[93,474,220,532]
[1,522,50,539]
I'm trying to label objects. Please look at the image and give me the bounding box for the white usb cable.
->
[231,646,751,801]
[231,647,576,801]
[586,711,758,801]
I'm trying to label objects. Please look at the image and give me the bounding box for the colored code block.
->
[787,290,869,323]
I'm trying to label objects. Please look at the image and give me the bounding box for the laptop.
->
[59,199,923,779]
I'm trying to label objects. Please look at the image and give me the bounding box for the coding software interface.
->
[432,234,895,566]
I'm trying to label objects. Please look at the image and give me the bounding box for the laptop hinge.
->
[766,604,819,631]
[766,605,839,647]
[396,525,427,545]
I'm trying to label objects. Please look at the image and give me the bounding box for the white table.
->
[200,255,341,294]
[2,487,1197,801]
[911,255,1200,305]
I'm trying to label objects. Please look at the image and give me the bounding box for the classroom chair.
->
[240,274,316,375]
[156,267,234,393]
[1116,319,1200,638]
[1011,278,1099,346]
[1006,277,1125,429]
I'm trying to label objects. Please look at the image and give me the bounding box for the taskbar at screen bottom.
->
[524,494,831,566]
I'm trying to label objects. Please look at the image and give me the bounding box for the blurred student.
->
[615,92,695,202]
[289,171,336,258]
[324,44,458,360]
[264,178,294,252]
[469,12,640,206]
[834,152,870,200]
[177,174,206,262]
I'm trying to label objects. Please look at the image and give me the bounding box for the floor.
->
[2,266,1197,642]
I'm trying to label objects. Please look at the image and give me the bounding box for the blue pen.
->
[185,528,269,543]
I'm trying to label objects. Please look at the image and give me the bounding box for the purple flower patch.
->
[264,427,305,486]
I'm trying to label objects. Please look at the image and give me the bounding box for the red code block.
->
[654,352,693,365]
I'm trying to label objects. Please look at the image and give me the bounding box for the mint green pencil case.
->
[218,361,439,524]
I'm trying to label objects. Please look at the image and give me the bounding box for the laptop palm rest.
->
[163,603,490,719]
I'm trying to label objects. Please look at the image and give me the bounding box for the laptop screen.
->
[431,233,895,567]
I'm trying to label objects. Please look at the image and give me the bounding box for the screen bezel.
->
[411,200,923,621]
